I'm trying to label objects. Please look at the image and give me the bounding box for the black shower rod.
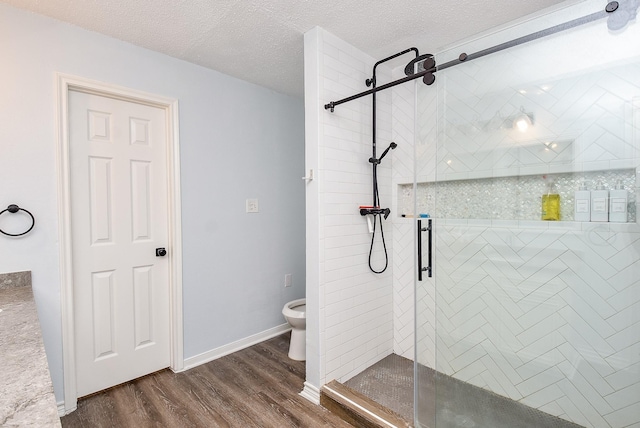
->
[325,1,626,112]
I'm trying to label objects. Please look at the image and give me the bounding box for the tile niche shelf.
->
[398,168,638,223]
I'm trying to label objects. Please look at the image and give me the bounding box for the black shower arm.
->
[368,47,419,87]
[325,3,619,112]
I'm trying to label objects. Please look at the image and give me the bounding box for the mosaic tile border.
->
[399,169,637,222]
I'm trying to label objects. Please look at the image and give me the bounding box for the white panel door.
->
[69,90,170,397]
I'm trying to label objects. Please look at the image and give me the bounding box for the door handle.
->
[156,247,167,257]
[417,219,432,281]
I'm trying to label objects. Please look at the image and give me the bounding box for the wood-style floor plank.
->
[61,333,352,428]
[112,381,167,427]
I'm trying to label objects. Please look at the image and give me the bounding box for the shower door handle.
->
[417,219,432,281]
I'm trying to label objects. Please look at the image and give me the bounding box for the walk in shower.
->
[410,2,640,426]
[304,1,640,427]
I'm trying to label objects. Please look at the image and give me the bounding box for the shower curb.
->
[320,380,412,428]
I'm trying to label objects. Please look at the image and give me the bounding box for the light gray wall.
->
[0,3,305,403]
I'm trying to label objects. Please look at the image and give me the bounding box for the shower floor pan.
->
[333,353,584,428]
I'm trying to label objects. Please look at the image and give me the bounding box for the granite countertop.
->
[0,275,61,427]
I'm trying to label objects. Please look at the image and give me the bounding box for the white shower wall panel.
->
[305,27,395,388]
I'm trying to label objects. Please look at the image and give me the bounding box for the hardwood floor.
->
[61,333,352,428]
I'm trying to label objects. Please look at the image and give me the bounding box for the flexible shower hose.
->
[368,182,389,274]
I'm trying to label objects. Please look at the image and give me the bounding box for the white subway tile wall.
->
[310,28,395,385]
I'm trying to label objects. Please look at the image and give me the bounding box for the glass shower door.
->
[414,2,640,427]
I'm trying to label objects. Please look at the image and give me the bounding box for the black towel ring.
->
[0,204,35,237]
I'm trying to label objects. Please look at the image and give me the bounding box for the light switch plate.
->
[246,199,259,213]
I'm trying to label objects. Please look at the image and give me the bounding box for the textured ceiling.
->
[2,0,572,97]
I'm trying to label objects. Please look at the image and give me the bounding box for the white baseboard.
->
[58,400,75,417]
[299,381,320,404]
[182,323,291,371]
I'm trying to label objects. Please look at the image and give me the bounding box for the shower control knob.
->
[155,247,167,257]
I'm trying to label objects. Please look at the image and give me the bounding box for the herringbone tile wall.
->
[427,221,640,428]
[434,61,640,182]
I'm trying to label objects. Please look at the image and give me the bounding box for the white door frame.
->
[55,73,184,413]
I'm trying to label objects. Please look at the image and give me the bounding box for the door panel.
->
[69,90,170,397]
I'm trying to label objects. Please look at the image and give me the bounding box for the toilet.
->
[282,298,306,361]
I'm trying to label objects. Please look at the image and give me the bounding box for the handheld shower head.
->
[378,142,398,162]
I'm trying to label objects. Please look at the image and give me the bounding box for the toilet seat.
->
[282,298,306,319]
